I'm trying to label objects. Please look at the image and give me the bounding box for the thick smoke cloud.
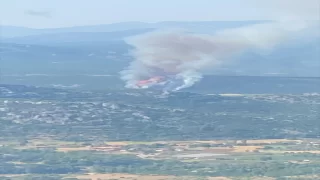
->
[121,21,317,91]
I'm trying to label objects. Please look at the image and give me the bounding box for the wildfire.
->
[136,76,165,88]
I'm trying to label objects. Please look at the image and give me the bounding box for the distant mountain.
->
[2,28,154,44]
[0,21,267,38]
[212,37,320,77]
[1,21,319,78]
[0,22,150,38]
[1,38,319,77]
[0,26,42,38]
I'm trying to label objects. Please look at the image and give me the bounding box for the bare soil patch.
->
[56,147,92,152]
[232,146,263,152]
[73,173,231,180]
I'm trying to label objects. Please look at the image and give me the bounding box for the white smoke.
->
[174,71,202,91]
[121,21,317,91]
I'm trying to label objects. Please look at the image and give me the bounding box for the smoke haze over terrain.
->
[121,21,318,91]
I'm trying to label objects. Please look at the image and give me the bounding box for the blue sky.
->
[0,0,319,28]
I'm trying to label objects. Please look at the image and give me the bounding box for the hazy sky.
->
[0,0,319,28]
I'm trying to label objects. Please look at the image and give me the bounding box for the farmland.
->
[0,137,320,180]
[0,84,319,179]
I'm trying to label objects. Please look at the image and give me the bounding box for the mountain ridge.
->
[0,20,268,38]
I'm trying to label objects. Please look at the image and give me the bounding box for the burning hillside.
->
[120,21,317,92]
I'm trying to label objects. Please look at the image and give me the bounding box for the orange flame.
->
[136,76,165,86]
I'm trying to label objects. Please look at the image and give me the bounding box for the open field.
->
[2,137,320,156]
[1,137,319,179]
[232,146,263,152]
[71,173,232,180]
[2,174,319,180]
[284,151,320,154]
[0,76,319,179]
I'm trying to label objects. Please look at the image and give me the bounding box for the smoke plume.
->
[121,21,316,91]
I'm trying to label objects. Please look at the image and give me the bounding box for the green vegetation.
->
[0,145,319,178]
[0,85,319,179]
[0,85,319,142]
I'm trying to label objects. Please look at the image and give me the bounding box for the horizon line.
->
[0,20,274,29]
